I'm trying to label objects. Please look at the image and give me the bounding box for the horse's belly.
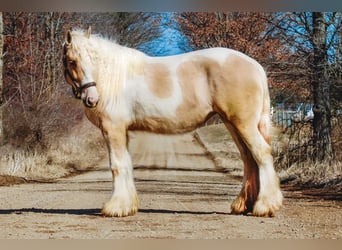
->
[128,106,212,134]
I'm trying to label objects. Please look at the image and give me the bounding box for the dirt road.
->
[0,131,341,239]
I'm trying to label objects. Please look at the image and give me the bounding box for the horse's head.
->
[63,27,99,108]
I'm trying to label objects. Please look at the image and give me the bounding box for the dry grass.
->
[0,117,106,181]
[1,86,107,182]
[278,161,342,190]
[273,115,342,191]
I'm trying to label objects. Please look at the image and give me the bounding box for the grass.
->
[272,116,341,191]
[0,117,106,181]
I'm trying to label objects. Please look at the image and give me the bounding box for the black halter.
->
[64,69,97,99]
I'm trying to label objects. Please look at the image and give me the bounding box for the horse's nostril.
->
[86,97,91,106]
[83,97,95,108]
[83,96,99,108]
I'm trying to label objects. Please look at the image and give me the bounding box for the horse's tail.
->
[258,68,272,145]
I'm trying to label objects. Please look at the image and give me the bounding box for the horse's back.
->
[171,47,260,66]
[156,47,266,91]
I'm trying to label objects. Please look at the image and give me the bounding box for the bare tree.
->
[311,12,333,161]
[269,12,341,162]
[0,12,3,145]
[64,12,163,51]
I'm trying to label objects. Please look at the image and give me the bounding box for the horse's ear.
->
[85,26,91,39]
[66,30,72,44]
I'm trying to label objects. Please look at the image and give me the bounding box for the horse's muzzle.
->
[78,82,99,108]
[83,96,99,108]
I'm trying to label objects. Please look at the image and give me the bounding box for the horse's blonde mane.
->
[70,29,146,114]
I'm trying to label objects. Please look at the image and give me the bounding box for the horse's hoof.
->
[231,196,248,215]
[252,193,283,217]
[101,195,139,217]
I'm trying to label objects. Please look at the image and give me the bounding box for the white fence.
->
[272,110,297,129]
[272,104,314,129]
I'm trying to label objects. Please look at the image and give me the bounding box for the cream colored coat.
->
[63,28,282,217]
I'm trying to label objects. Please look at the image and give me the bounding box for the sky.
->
[137,13,191,56]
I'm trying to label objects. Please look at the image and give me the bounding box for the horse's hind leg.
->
[100,120,138,217]
[222,118,283,217]
[223,121,259,214]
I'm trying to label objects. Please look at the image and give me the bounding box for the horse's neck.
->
[120,48,147,77]
[94,42,146,109]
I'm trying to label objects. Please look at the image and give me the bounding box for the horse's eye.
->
[69,60,76,67]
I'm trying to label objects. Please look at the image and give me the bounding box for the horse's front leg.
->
[101,122,138,217]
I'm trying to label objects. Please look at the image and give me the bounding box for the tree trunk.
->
[44,12,55,95]
[311,12,334,162]
[0,12,3,145]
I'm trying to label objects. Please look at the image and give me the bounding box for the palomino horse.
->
[63,27,283,217]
